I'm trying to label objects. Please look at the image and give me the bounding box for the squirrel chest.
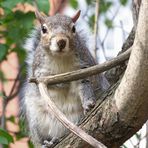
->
[31,51,83,137]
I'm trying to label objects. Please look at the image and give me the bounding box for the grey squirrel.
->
[23,10,109,148]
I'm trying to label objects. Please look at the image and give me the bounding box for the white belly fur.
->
[26,54,83,138]
[32,81,83,138]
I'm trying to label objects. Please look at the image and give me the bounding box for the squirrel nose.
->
[57,39,66,50]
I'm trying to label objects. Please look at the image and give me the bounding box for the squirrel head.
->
[35,10,81,56]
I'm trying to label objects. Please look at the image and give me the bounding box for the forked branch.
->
[38,82,106,148]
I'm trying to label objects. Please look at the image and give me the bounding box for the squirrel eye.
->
[72,26,76,33]
[42,25,47,34]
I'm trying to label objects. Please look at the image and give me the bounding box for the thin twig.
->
[6,64,24,104]
[120,21,126,42]
[94,0,99,60]
[99,7,120,60]
[1,92,7,130]
[33,0,38,10]
[101,7,120,46]
[8,71,20,97]
[29,48,131,85]
[38,82,107,148]
[0,65,7,130]
[7,89,20,100]
[0,64,23,130]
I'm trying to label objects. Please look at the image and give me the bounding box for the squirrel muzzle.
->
[49,35,70,53]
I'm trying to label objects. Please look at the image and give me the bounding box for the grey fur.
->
[23,13,107,148]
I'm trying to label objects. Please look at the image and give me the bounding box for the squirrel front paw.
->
[83,99,96,115]
[42,137,59,148]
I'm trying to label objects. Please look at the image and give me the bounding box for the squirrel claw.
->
[83,100,95,115]
[42,137,59,148]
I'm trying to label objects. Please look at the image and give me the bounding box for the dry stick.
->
[100,7,120,60]
[8,71,19,97]
[38,82,107,148]
[94,0,99,60]
[29,48,131,85]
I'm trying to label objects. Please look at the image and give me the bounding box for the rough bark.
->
[53,0,148,147]
[114,0,148,132]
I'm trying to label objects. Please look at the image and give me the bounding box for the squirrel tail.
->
[23,28,41,75]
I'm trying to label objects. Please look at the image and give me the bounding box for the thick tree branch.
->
[114,0,148,121]
[29,48,131,85]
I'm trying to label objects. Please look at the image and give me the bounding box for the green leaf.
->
[100,1,113,13]
[2,11,14,24]
[0,44,8,62]
[13,48,26,64]
[1,0,24,10]
[0,70,6,82]
[15,118,28,140]
[105,18,113,28]
[88,14,95,31]
[0,128,14,144]
[37,1,49,14]
[0,136,9,145]
[120,0,128,6]
[0,91,7,99]
[0,92,3,97]
[5,11,34,49]
[7,116,15,123]
[86,0,92,5]
[13,11,34,29]
[70,0,78,9]
[15,131,27,140]
[28,140,34,148]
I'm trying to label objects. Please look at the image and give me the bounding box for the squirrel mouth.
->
[50,49,73,57]
[49,36,70,54]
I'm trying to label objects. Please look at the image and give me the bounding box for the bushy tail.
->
[20,28,41,129]
[23,28,41,75]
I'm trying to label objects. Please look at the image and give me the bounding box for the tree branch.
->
[105,27,135,85]
[38,82,106,148]
[94,0,99,60]
[29,48,131,85]
[114,0,148,121]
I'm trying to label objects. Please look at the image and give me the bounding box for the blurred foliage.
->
[0,0,130,147]
[120,0,128,6]
[105,18,113,28]
[70,0,78,9]
[87,0,128,30]
[0,128,13,145]
[0,0,49,147]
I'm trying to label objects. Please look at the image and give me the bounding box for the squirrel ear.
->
[35,10,46,24]
[72,10,81,23]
